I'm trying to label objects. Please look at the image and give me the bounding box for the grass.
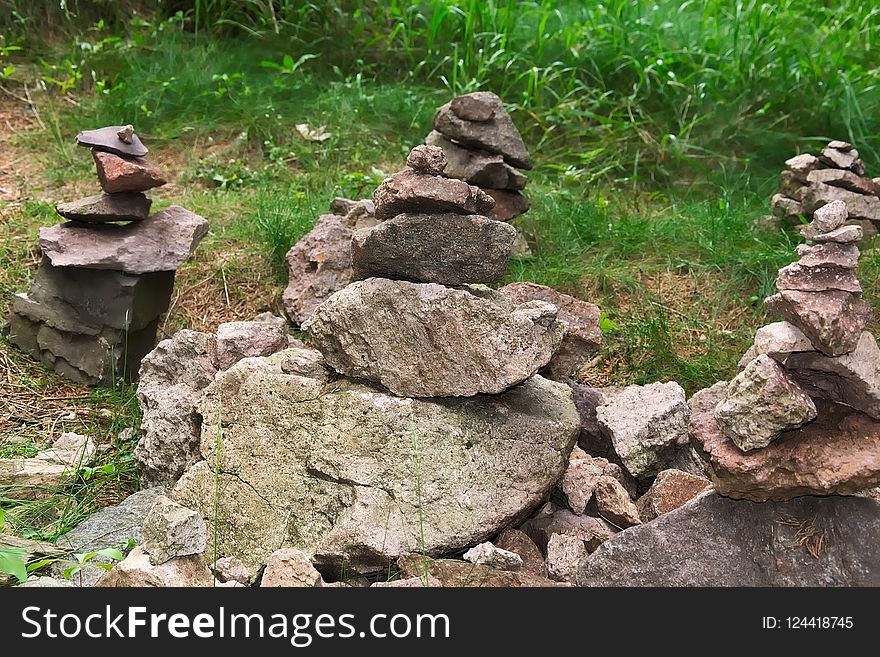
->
[1,1,879,573]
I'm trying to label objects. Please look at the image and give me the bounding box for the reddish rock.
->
[795,243,859,269]
[558,446,607,514]
[635,469,713,522]
[519,509,617,554]
[775,262,861,293]
[93,150,166,193]
[494,527,546,576]
[215,313,289,371]
[405,144,447,175]
[593,476,641,528]
[480,187,530,221]
[372,169,494,220]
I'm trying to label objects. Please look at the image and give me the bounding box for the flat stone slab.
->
[39,205,208,274]
[76,125,148,157]
[56,192,151,223]
[577,493,880,586]
[372,169,495,221]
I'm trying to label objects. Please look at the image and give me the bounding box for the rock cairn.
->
[425,91,531,222]
[691,200,880,500]
[771,139,880,239]
[304,144,562,397]
[7,125,208,385]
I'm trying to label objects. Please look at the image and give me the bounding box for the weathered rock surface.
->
[765,289,871,357]
[775,262,861,293]
[92,150,166,194]
[351,213,516,284]
[635,469,713,522]
[809,168,878,195]
[795,242,859,269]
[593,476,640,528]
[519,509,617,554]
[811,199,848,232]
[714,355,817,451]
[372,575,442,587]
[260,548,325,587]
[820,143,864,173]
[425,131,526,189]
[480,187,530,221]
[171,352,579,573]
[96,547,213,587]
[558,447,607,515]
[135,330,218,488]
[546,533,586,584]
[433,92,532,169]
[785,153,820,182]
[462,542,523,571]
[56,192,151,224]
[372,169,495,220]
[771,193,802,221]
[212,556,254,586]
[493,528,546,576]
[577,493,880,586]
[690,383,880,501]
[302,278,565,397]
[282,214,355,325]
[405,144,447,175]
[802,183,880,222]
[77,125,148,158]
[567,382,613,455]
[597,382,689,479]
[751,321,814,361]
[141,495,208,565]
[39,205,209,274]
[215,313,288,371]
[450,94,496,122]
[800,223,863,244]
[498,282,601,380]
[787,331,880,419]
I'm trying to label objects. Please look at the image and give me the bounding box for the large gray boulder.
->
[302,278,565,397]
[351,213,516,285]
[577,493,880,586]
[171,351,580,573]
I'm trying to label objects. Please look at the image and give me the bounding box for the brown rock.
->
[775,262,861,293]
[764,289,871,356]
[784,153,820,182]
[215,313,289,371]
[635,469,713,522]
[498,281,601,380]
[802,182,880,222]
[690,385,880,501]
[800,223,863,244]
[820,144,865,174]
[405,144,447,175]
[810,199,848,232]
[795,242,859,269]
[593,476,640,528]
[494,527,546,576]
[480,187,530,221]
[558,447,607,514]
[96,547,213,587]
[451,94,496,121]
[260,548,325,587]
[779,170,806,200]
[770,193,802,221]
[425,130,526,190]
[372,169,495,220]
[807,168,879,195]
[519,509,617,554]
[56,192,151,224]
[567,382,614,455]
[93,150,166,193]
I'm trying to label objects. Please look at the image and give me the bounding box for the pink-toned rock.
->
[807,168,878,196]
[260,548,325,587]
[690,384,880,501]
[795,243,859,269]
[635,469,713,522]
[406,144,447,175]
[820,143,865,173]
[480,187,530,221]
[593,476,641,528]
[784,153,820,182]
[519,509,617,554]
[212,556,254,585]
[802,183,880,222]
[396,554,559,587]
[426,131,526,190]
[93,150,166,193]
[764,289,871,357]
[498,281,601,380]
[778,170,806,200]
[494,527,545,576]
[546,533,586,584]
[776,262,861,293]
[215,313,288,371]
[770,193,802,221]
[372,169,494,220]
[96,547,213,587]
[558,446,607,514]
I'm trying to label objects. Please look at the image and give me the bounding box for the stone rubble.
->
[462,542,523,571]
[140,495,208,565]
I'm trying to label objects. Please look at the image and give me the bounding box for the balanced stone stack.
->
[425,91,532,222]
[7,125,208,385]
[305,144,562,397]
[771,140,880,237]
[690,200,880,500]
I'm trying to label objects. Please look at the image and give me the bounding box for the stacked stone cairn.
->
[690,199,880,501]
[771,139,880,241]
[425,91,531,222]
[7,125,208,385]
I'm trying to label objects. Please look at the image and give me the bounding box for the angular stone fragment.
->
[558,447,607,515]
[96,547,213,587]
[171,355,579,572]
[778,170,806,200]
[480,187,530,221]
[800,223,863,244]
[770,193,802,221]
[820,144,864,173]
[282,214,354,325]
[690,384,880,500]
[811,198,848,232]
[462,542,523,571]
[260,549,325,587]
[752,321,814,361]
[578,493,880,586]
[351,213,516,285]
[215,312,288,371]
[775,261,861,293]
[593,476,640,528]
[802,182,880,222]
[302,278,565,397]
[39,205,209,274]
[787,331,880,420]
[93,150,167,193]
[77,125,148,158]
[35,432,96,468]
[546,533,586,584]
[212,556,255,586]
[451,94,496,121]
[714,355,817,451]
[498,282,602,380]
[795,242,859,269]
[493,528,546,576]
[765,289,871,356]
[434,92,532,169]
[56,192,151,224]
[405,144,447,175]
[426,131,526,189]
[597,382,689,479]
[567,382,615,455]
[372,169,495,220]
[396,554,560,587]
[141,495,208,565]
[807,168,879,196]
[635,469,713,522]
[784,153,820,182]
[518,509,617,555]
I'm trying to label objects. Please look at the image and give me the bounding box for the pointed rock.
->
[820,143,864,173]
[56,192,151,224]
[558,447,607,514]
[93,150,166,193]
[751,321,814,361]
[764,290,871,356]
[593,476,641,528]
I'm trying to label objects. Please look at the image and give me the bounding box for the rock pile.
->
[771,140,880,239]
[691,200,880,500]
[425,91,531,221]
[6,125,208,385]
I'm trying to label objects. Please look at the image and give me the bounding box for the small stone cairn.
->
[7,125,208,385]
[690,200,880,500]
[425,91,531,221]
[771,139,880,239]
[302,144,564,397]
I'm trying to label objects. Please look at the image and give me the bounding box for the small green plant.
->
[260,53,317,87]
[0,509,28,584]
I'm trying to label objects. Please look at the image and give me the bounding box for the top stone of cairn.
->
[76,124,148,158]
